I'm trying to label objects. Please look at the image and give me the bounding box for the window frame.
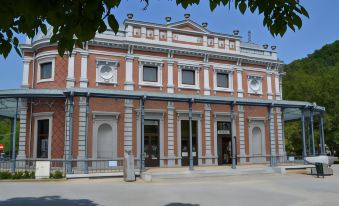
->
[143,65,158,83]
[178,64,200,90]
[37,57,55,83]
[138,60,163,88]
[213,67,234,92]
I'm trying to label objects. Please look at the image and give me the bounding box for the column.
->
[188,100,193,170]
[66,53,75,88]
[140,98,145,172]
[310,109,315,155]
[319,112,325,154]
[11,99,18,172]
[275,73,281,100]
[124,99,133,152]
[17,98,27,159]
[21,58,31,88]
[66,96,74,174]
[276,108,284,156]
[124,56,134,90]
[267,73,273,99]
[268,106,276,166]
[301,109,307,159]
[203,65,210,95]
[238,105,245,163]
[80,51,88,88]
[231,104,236,169]
[204,104,212,165]
[236,67,243,97]
[167,61,174,93]
[167,102,176,166]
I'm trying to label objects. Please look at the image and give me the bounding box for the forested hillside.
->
[283,40,339,154]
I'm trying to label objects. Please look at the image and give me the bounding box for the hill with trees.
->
[283,40,339,155]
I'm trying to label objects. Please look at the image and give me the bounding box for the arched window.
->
[252,127,262,156]
[97,123,113,159]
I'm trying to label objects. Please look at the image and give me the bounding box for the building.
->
[0,14,326,173]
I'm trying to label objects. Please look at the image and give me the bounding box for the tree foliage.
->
[0,0,309,58]
[283,40,339,154]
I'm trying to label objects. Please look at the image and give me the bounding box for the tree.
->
[0,0,309,58]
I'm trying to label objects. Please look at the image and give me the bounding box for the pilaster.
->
[80,51,88,88]
[204,104,213,165]
[17,98,27,159]
[124,55,134,91]
[124,99,134,152]
[203,65,210,95]
[167,102,176,167]
[238,105,245,163]
[66,53,76,88]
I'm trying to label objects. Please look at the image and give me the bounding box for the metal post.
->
[268,105,275,167]
[231,104,236,169]
[301,108,307,160]
[84,95,89,174]
[319,112,325,155]
[66,95,74,174]
[11,98,19,172]
[140,96,145,173]
[188,99,193,171]
[310,109,315,156]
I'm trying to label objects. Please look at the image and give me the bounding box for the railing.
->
[0,158,139,175]
[237,155,305,166]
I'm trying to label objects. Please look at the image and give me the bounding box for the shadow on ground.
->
[165,203,199,206]
[0,196,98,206]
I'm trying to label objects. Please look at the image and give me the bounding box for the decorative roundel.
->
[250,79,260,91]
[99,65,114,80]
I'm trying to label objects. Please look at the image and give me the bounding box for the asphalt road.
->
[0,166,338,206]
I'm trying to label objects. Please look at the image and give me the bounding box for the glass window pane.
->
[143,66,158,82]
[40,62,52,79]
[217,73,229,88]
[182,69,195,85]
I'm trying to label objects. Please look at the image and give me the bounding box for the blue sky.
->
[0,0,338,89]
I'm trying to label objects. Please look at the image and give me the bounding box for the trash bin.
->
[315,162,324,178]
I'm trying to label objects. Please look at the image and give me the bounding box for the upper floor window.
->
[178,65,200,90]
[143,66,158,82]
[182,69,195,85]
[138,60,163,88]
[37,57,55,83]
[213,67,233,92]
[40,62,52,80]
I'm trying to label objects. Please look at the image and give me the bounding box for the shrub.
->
[0,171,12,179]
[50,170,63,179]
[0,171,35,179]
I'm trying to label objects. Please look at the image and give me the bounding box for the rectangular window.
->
[40,62,52,80]
[143,66,158,82]
[229,41,235,50]
[159,31,167,40]
[182,69,195,85]
[217,73,229,88]
[37,119,49,158]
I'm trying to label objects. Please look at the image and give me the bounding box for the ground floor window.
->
[181,120,198,166]
[37,119,49,158]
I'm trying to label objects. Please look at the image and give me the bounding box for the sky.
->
[0,0,338,89]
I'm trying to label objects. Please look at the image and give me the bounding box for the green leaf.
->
[40,24,47,35]
[108,14,119,33]
[239,1,247,14]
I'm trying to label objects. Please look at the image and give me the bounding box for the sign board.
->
[182,152,188,157]
[217,130,230,135]
[35,161,51,179]
[108,160,117,167]
[288,156,295,161]
[0,144,4,151]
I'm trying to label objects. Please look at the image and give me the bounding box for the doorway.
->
[144,120,160,167]
[217,121,232,165]
[181,120,198,166]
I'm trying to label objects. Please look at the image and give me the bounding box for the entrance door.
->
[217,121,232,165]
[144,120,160,167]
[181,120,198,166]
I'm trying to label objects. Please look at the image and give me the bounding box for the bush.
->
[50,170,63,179]
[0,171,35,179]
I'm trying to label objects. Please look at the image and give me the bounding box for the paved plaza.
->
[0,165,338,206]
